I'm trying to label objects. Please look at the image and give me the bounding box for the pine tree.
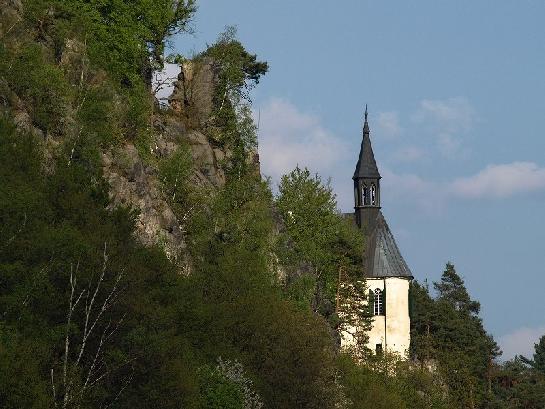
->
[411,263,501,408]
[533,336,545,374]
[521,334,545,375]
[434,262,480,315]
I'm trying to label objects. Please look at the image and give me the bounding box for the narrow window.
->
[363,185,369,205]
[374,288,384,316]
[371,184,376,205]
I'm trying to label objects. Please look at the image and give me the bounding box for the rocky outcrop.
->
[169,58,219,128]
[1,2,244,265]
[102,65,232,262]
[102,112,231,262]
[102,143,185,261]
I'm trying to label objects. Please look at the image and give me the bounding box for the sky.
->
[167,0,545,359]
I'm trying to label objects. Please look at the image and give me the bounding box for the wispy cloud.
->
[381,168,446,214]
[257,98,350,183]
[255,98,545,213]
[391,146,427,163]
[380,161,545,214]
[412,97,476,157]
[450,162,545,199]
[498,325,545,360]
[413,97,476,132]
[376,111,402,139]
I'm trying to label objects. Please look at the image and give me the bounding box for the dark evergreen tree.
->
[411,263,500,408]
[521,335,545,375]
[434,262,480,315]
[409,281,437,365]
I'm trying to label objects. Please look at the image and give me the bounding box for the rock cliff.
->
[102,60,241,262]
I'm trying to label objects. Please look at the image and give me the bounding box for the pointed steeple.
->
[350,107,413,278]
[353,106,381,180]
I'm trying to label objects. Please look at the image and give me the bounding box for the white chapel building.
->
[342,108,413,357]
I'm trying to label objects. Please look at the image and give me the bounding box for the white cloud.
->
[412,97,476,157]
[450,162,545,199]
[498,325,545,361]
[254,98,545,214]
[381,168,446,214]
[391,146,427,163]
[437,132,462,157]
[378,161,545,214]
[376,111,402,139]
[257,98,350,183]
[413,97,476,133]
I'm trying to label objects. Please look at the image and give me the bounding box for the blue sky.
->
[169,0,545,358]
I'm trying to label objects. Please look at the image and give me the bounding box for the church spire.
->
[353,106,380,180]
[353,106,381,230]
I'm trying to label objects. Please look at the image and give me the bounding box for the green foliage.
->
[198,359,263,409]
[159,142,194,220]
[23,0,195,82]
[204,26,269,106]
[338,353,452,409]
[434,262,480,315]
[275,166,369,336]
[181,170,342,408]
[3,2,531,407]
[533,336,545,374]
[199,366,245,409]
[3,44,70,135]
[0,325,52,408]
[411,264,500,408]
[490,357,545,409]
[276,167,339,271]
[1,0,195,148]
[199,27,268,174]
[521,335,545,375]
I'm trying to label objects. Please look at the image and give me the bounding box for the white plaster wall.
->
[340,277,411,358]
[367,277,411,357]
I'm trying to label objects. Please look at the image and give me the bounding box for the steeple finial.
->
[363,104,370,134]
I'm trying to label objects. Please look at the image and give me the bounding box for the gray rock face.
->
[102,143,186,261]
[101,57,259,265]
[102,112,230,263]
[169,58,218,127]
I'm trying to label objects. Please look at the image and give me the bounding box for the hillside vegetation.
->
[0,1,544,408]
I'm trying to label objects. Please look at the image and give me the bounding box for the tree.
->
[276,167,358,308]
[492,356,545,408]
[409,281,436,365]
[199,27,268,176]
[532,335,545,374]
[275,166,371,354]
[411,263,500,408]
[521,335,545,375]
[434,262,480,315]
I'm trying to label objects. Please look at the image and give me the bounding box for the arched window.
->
[371,184,376,205]
[373,288,385,316]
[363,184,369,205]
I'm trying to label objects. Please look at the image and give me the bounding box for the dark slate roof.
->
[364,211,413,278]
[353,120,381,179]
